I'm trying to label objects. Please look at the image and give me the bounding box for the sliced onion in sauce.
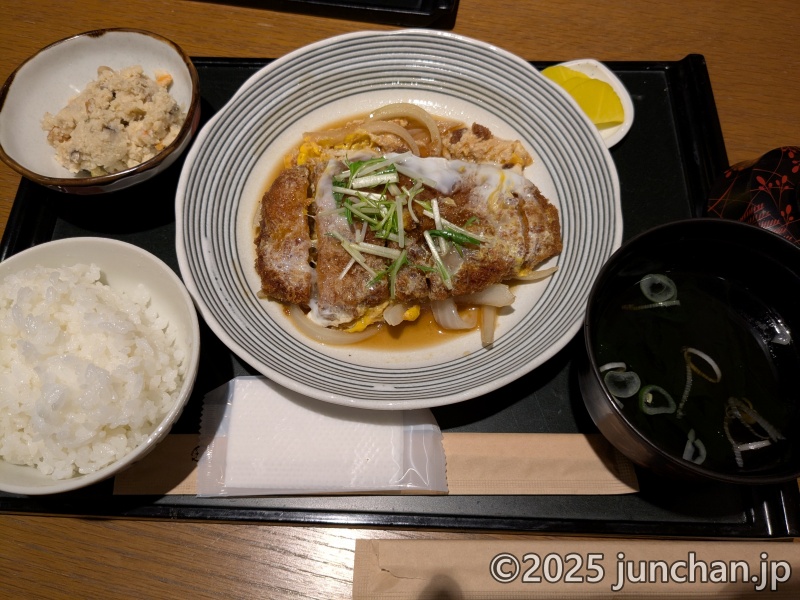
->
[362,120,421,155]
[303,120,421,155]
[456,284,515,307]
[480,305,497,347]
[431,298,477,330]
[514,266,558,282]
[289,304,380,345]
[369,102,442,156]
[383,303,408,327]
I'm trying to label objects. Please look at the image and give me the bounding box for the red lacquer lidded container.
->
[707,146,800,245]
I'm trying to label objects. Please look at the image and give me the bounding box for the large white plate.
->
[176,30,622,410]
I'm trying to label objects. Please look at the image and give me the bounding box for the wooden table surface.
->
[1,1,798,597]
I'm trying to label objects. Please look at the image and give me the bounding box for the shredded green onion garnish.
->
[350,172,399,189]
[330,155,486,296]
[640,273,678,303]
[420,207,489,242]
[395,194,405,248]
[370,249,409,299]
[413,264,436,274]
[423,230,453,290]
[428,229,483,247]
[639,384,676,415]
[602,368,641,399]
[432,199,447,255]
[353,241,402,260]
[342,156,399,180]
[405,182,424,223]
[623,273,680,311]
[329,232,376,277]
[341,200,380,226]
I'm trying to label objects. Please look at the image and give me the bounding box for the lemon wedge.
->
[542,65,625,129]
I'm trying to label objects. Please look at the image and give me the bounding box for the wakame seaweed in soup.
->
[593,270,798,475]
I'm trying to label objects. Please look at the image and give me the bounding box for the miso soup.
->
[593,270,798,475]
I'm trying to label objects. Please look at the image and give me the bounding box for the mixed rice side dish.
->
[0,264,186,479]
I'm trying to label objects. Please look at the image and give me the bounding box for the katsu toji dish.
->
[254,103,562,345]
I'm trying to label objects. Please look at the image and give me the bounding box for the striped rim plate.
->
[176,30,622,409]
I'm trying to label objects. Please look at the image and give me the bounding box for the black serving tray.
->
[2,55,798,538]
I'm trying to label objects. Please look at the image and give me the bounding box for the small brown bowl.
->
[0,28,200,194]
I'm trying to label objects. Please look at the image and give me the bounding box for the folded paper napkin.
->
[196,376,448,496]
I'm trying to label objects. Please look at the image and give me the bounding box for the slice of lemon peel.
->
[542,65,624,129]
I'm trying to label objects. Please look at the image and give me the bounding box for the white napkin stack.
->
[197,377,447,497]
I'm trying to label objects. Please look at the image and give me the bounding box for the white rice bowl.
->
[0,238,200,494]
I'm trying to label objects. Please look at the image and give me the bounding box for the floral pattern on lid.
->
[707,146,799,245]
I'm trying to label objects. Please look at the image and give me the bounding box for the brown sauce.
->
[280,304,480,350]
[359,306,478,351]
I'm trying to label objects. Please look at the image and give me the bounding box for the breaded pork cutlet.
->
[255,153,562,329]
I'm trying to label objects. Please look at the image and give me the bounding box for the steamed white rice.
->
[0,263,186,479]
